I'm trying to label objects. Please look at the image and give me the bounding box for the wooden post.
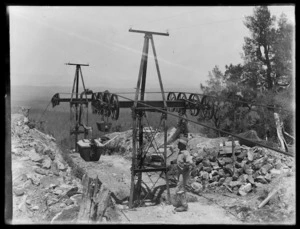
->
[274,112,288,152]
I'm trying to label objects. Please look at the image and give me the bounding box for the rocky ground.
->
[10,108,295,224]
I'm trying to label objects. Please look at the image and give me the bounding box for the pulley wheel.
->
[188,93,201,116]
[199,96,214,120]
[110,94,120,120]
[177,92,187,115]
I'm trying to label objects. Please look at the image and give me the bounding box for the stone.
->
[253,157,267,170]
[243,164,253,175]
[56,160,66,171]
[35,167,48,175]
[65,198,74,206]
[42,156,52,169]
[218,177,225,185]
[235,162,242,168]
[51,205,80,223]
[70,194,82,206]
[265,173,272,183]
[200,171,209,180]
[211,170,219,176]
[31,205,39,210]
[195,155,204,165]
[232,172,239,181]
[51,162,60,176]
[247,149,254,161]
[191,182,203,193]
[24,117,29,124]
[239,183,252,193]
[218,169,226,177]
[211,175,219,182]
[60,203,66,208]
[27,149,43,163]
[210,162,220,170]
[197,163,203,172]
[246,175,255,184]
[224,177,233,185]
[34,144,45,154]
[237,150,247,161]
[229,180,242,188]
[222,157,233,164]
[208,155,217,162]
[14,188,25,196]
[223,164,234,176]
[202,159,211,167]
[270,168,281,175]
[203,166,212,173]
[13,174,28,187]
[54,189,64,195]
[23,180,33,189]
[255,176,268,184]
[237,174,247,183]
[40,176,60,189]
[217,158,226,166]
[260,163,273,175]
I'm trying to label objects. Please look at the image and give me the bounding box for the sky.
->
[9,5,295,90]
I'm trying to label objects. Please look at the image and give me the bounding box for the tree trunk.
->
[274,112,288,152]
[77,174,118,223]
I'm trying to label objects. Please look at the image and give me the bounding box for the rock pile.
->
[188,142,294,196]
[11,110,84,223]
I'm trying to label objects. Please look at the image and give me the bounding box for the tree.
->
[243,6,277,90]
[200,65,226,95]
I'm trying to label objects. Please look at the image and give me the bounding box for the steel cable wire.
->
[113,93,293,157]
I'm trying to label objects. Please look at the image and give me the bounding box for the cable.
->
[112,90,290,112]
[37,100,52,124]
[113,93,293,157]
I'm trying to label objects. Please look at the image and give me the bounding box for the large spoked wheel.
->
[103,91,111,117]
[188,94,201,116]
[95,92,104,115]
[177,92,187,115]
[110,94,120,120]
[167,92,177,112]
[200,96,215,120]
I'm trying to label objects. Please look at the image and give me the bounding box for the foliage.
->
[199,6,294,143]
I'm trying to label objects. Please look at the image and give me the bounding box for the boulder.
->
[218,169,226,177]
[238,183,252,196]
[237,150,247,162]
[224,177,233,185]
[202,159,211,167]
[222,157,233,164]
[218,177,225,185]
[35,167,48,175]
[255,176,268,184]
[200,171,209,180]
[270,168,281,175]
[243,164,254,175]
[238,174,248,183]
[260,163,273,175]
[229,180,242,188]
[246,175,255,184]
[247,149,254,161]
[203,166,212,173]
[191,182,203,193]
[223,164,234,176]
[27,149,43,163]
[42,156,52,169]
[195,155,204,165]
[210,161,220,170]
[14,188,25,196]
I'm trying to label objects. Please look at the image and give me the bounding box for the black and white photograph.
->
[6,5,295,224]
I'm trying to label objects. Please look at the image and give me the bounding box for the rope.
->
[37,100,52,124]
[113,93,293,157]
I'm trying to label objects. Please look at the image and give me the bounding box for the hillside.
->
[9,106,295,224]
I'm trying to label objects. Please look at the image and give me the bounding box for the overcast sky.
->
[9,5,295,90]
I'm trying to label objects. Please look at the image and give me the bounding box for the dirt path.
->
[72,153,242,224]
